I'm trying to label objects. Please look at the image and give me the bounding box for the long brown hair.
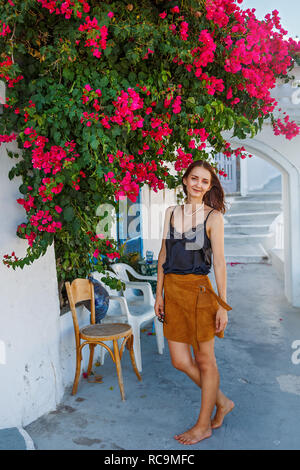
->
[181,160,228,214]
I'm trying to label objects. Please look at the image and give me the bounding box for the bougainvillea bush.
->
[1,0,299,293]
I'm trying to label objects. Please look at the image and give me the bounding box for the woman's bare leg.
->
[168,339,233,412]
[168,339,234,443]
[191,342,234,430]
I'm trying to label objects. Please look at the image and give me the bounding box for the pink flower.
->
[226,87,233,100]
[159,12,167,19]
[172,96,181,114]
[51,183,64,195]
[25,231,37,247]
[55,205,63,214]
[108,11,114,18]
[231,97,240,105]
[93,49,101,58]
[180,21,189,41]
[84,84,92,91]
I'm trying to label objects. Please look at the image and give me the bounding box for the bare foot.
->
[174,425,212,445]
[211,399,235,429]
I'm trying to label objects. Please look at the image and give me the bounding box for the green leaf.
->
[195,106,204,115]
[63,68,74,81]
[19,184,28,194]
[71,219,81,234]
[54,131,61,141]
[90,139,99,150]
[104,47,112,57]
[63,207,75,222]
[96,165,104,178]
[8,168,15,180]
[112,127,121,138]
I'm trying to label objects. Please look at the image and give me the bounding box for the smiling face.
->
[183,166,212,199]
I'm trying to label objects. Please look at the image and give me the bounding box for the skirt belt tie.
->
[198,285,232,311]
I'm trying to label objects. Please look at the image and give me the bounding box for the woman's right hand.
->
[154,294,165,321]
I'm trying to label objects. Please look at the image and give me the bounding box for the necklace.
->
[183,201,204,216]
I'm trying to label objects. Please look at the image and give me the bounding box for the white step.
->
[225,232,275,250]
[222,186,282,263]
[226,192,281,201]
[224,211,280,225]
[226,200,282,212]
[224,242,271,264]
[225,224,270,235]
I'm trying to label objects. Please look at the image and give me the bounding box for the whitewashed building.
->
[0,66,300,428]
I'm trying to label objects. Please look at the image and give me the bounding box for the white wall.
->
[225,126,300,307]
[0,142,64,428]
[246,157,281,192]
[0,141,122,428]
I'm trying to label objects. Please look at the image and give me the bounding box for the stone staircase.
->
[224,177,282,264]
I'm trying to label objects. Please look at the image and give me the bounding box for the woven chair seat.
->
[80,322,132,340]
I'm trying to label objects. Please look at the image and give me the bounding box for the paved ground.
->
[0,427,34,450]
[24,262,300,450]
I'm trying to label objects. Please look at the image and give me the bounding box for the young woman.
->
[154,160,235,445]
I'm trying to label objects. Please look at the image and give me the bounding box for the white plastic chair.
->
[110,262,156,306]
[91,270,164,372]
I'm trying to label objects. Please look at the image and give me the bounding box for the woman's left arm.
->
[210,211,227,302]
[209,211,228,332]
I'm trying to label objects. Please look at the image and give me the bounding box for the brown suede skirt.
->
[163,273,232,351]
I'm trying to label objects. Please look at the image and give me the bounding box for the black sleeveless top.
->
[162,205,215,275]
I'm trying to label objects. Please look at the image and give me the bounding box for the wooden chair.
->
[65,278,142,401]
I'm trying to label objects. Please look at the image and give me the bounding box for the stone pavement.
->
[24,263,300,450]
[0,427,34,450]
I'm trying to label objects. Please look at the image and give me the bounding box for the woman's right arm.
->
[154,206,174,317]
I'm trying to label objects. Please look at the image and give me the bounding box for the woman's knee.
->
[168,340,194,372]
[171,356,193,372]
[194,352,217,372]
